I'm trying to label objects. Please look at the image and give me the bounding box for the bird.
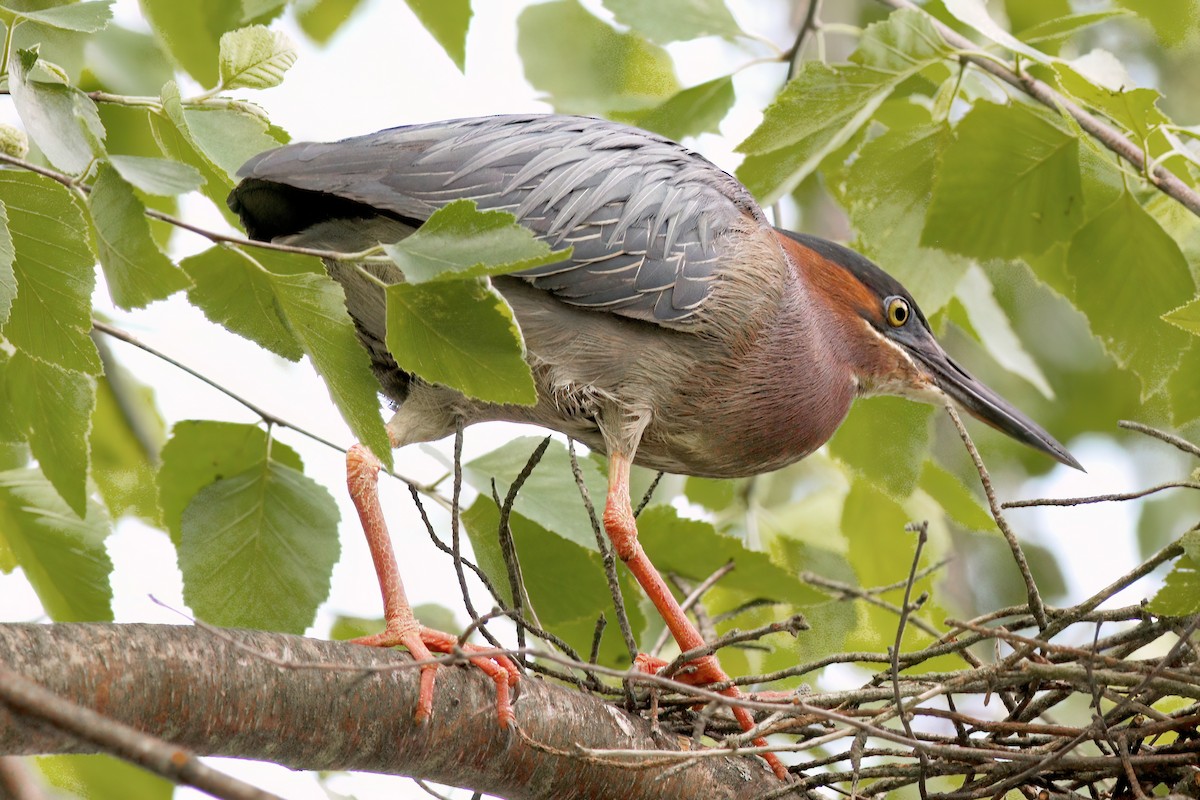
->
[228,114,1080,780]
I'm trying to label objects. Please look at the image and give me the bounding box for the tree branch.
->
[0,624,776,800]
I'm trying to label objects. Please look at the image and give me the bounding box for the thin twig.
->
[650,560,736,658]
[1003,481,1200,508]
[1119,420,1200,458]
[892,522,930,800]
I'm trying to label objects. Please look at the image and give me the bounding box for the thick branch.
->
[0,624,775,800]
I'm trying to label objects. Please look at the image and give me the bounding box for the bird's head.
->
[777,230,1082,471]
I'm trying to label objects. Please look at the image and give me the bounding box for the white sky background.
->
[1,0,1195,797]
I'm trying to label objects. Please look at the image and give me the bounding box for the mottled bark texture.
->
[0,624,776,799]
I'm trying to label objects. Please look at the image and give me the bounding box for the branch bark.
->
[0,623,776,800]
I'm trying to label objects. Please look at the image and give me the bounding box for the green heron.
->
[229,114,1079,779]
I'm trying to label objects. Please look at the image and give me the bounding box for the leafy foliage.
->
[1,1,1200,797]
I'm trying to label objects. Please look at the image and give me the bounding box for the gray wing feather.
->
[236,114,768,325]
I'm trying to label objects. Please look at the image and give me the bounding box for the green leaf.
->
[684,476,737,512]
[1148,531,1200,616]
[150,84,240,215]
[84,24,174,95]
[601,0,743,43]
[382,199,570,284]
[517,0,679,116]
[8,47,106,175]
[845,122,967,314]
[0,171,101,374]
[1016,10,1131,45]
[386,278,537,406]
[403,0,470,71]
[923,101,1084,260]
[179,459,339,634]
[1054,61,1167,141]
[463,437,608,552]
[1164,297,1200,336]
[0,201,15,329]
[918,460,993,531]
[157,420,302,544]
[91,361,164,522]
[297,0,367,44]
[1066,192,1194,396]
[181,246,305,361]
[1115,0,1200,49]
[269,267,393,464]
[943,0,1052,63]
[180,104,283,181]
[637,505,826,606]
[622,76,736,141]
[954,265,1053,397]
[139,0,244,87]
[0,467,112,621]
[108,154,205,196]
[737,9,951,202]
[0,1,113,32]
[829,396,932,499]
[218,25,297,90]
[37,754,172,800]
[463,496,645,665]
[89,164,190,310]
[7,352,96,517]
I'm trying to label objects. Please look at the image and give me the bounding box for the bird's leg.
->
[345,444,519,727]
[603,452,789,780]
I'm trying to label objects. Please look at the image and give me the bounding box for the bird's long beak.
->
[905,335,1083,471]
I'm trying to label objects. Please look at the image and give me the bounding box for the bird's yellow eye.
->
[886,297,909,327]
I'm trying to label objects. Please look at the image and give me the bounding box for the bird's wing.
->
[233,114,769,326]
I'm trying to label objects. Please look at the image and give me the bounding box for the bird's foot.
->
[352,619,519,728]
[634,652,790,780]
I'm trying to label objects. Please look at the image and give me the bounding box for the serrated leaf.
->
[517,0,679,116]
[151,83,240,215]
[157,420,302,544]
[737,10,951,202]
[463,496,645,665]
[601,0,743,43]
[1016,10,1131,45]
[623,75,736,141]
[268,267,393,464]
[0,467,112,621]
[0,1,113,32]
[954,265,1053,398]
[108,154,204,195]
[8,47,106,174]
[89,164,190,310]
[37,754,172,800]
[179,459,339,634]
[403,0,470,71]
[1148,556,1200,616]
[297,0,367,44]
[218,25,296,90]
[830,396,932,499]
[139,0,244,87]
[918,460,993,531]
[91,362,164,522]
[1164,297,1200,336]
[386,278,537,406]
[1066,192,1194,396]
[944,0,1051,63]
[180,104,282,181]
[845,122,967,314]
[1054,62,1167,141]
[463,437,608,552]
[181,246,304,361]
[637,505,826,606]
[1115,0,1200,49]
[923,101,1084,260]
[6,352,96,517]
[382,199,570,284]
[0,200,14,328]
[0,171,101,374]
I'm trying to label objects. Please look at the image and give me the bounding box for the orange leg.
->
[346,445,519,727]
[604,453,789,781]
